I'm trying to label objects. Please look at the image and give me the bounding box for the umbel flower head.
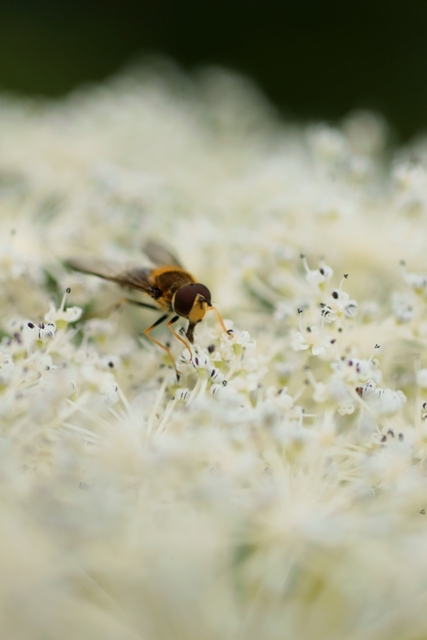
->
[0,66,427,640]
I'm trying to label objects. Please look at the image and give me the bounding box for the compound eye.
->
[174,283,212,317]
[193,283,211,303]
[174,285,199,317]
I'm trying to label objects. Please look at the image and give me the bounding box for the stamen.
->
[368,344,381,362]
[297,308,304,334]
[59,287,71,312]
[300,253,310,274]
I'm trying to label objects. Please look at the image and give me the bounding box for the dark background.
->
[0,0,426,141]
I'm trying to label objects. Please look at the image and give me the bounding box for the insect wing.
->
[65,258,155,294]
[142,240,184,268]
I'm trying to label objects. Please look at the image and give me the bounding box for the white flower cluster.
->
[2,64,427,640]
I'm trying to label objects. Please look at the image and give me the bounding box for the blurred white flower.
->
[417,369,427,388]
[0,68,425,640]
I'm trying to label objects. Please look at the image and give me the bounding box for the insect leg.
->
[144,314,180,380]
[209,305,233,336]
[123,298,159,311]
[167,316,193,360]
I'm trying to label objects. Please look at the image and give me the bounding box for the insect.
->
[65,241,231,378]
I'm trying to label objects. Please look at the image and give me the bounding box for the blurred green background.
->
[0,0,426,141]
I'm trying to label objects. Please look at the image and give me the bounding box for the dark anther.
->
[304,379,309,385]
[344,274,348,279]
[375,344,380,349]
[331,339,336,344]
[348,360,353,366]
[306,326,312,332]
[222,380,228,386]
[165,341,171,348]
[420,509,426,515]
[207,344,215,353]
[298,308,303,314]
[194,357,199,366]
[66,287,71,294]
[381,435,387,442]
[338,328,343,333]
[332,291,339,299]
[27,322,35,328]
[227,329,234,334]
[108,361,114,368]
[300,253,306,259]
[320,303,326,307]
[356,386,363,397]
[39,322,45,329]
[319,268,325,275]
[387,429,395,437]
[210,369,215,378]
[399,433,404,441]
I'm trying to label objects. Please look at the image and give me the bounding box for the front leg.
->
[168,316,193,361]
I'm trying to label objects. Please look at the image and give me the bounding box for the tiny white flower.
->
[400,262,427,294]
[37,322,57,342]
[265,386,293,411]
[338,403,355,416]
[192,352,210,373]
[337,355,382,384]
[209,368,225,384]
[100,380,119,405]
[292,317,332,357]
[320,305,338,323]
[222,329,256,356]
[45,289,82,328]
[291,331,310,352]
[391,292,413,323]
[359,300,380,321]
[327,277,358,319]
[300,254,333,289]
[356,380,406,415]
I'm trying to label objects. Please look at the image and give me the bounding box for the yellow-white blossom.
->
[0,65,426,640]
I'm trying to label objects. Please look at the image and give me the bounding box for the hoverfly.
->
[65,241,230,378]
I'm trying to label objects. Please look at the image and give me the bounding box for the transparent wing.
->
[142,240,184,268]
[65,258,156,295]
